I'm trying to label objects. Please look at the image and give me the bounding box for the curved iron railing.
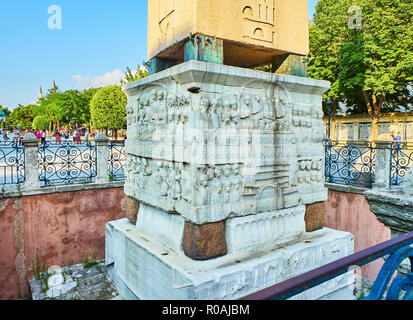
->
[325,141,376,188]
[0,141,25,188]
[38,141,97,187]
[390,143,413,186]
[108,141,126,181]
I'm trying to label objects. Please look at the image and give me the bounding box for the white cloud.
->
[72,69,124,88]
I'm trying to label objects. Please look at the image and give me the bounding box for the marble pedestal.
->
[106,218,355,300]
[106,61,354,299]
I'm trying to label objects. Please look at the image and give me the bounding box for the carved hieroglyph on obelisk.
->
[105,0,355,300]
[148,0,309,73]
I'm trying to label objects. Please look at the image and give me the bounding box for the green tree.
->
[90,85,127,138]
[6,105,37,129]
[54,90,90,129]
[308,0,357,127]
[32,115,51,131]
[80,87,101,131]
[337,0,413,140]
[39,87,60,133]
[121,64,148,85]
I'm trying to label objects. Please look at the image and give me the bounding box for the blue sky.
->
[0,0,319,110]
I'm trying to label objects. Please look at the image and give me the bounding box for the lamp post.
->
[326,99,333,140]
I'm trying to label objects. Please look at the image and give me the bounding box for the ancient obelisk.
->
[106,0,355,300]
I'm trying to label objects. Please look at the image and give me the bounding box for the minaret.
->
[52,80,57,93]
[38,86,43,103]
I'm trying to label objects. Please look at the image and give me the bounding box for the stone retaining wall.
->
[324,185,391,281]
[0,183,125,300]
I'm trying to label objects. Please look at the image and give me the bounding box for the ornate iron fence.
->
[108,141,126,181]
[38,141,97,187]
[0,142,25,188]
[325,141,376,188]
[390,142,413,186]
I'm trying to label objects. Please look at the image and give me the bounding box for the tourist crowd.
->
[0,128,95,145]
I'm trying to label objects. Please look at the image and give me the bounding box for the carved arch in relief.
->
[256,184,284,213]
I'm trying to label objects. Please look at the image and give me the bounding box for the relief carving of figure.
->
[193,173,209,206]
[167,93,177,124]
[157,90,165,125]
[142,158,152,191]
[154,161,169,197]
[209,98,222,129]
[240,95,253,121]
[252,96,263,115]
[222,165,233,204]
[126,101,135,126]
[230,164,243,203]
[221,98,232,127]
[211,167,223,205]
[181,166,192,204]
[230,96,240,126]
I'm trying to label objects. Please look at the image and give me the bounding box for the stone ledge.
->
[125,60,330,96]
[0,181,125,199]
[325,182,369,195]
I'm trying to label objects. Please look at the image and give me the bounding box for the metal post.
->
[327,100,333,140]
[94,132,110,184]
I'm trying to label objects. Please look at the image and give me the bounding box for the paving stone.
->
[28,260,123,300]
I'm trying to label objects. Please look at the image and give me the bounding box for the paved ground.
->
[28,260,123,300]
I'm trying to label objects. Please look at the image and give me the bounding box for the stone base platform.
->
[106,218,355,300]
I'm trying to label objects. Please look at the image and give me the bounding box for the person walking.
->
[76,131,82,144]
[84,130,90,143]
[2,131,9,144]
[41,130,46,145]
[55,131,62,144]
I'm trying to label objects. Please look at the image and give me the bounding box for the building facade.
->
[324,112,413,142]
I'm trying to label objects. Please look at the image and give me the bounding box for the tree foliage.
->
[90,85,127,130]
[0,105,12,117]
[308,0,413,140]
[121,64,148,85]
[6,105,37,129]
[32,115,51,131]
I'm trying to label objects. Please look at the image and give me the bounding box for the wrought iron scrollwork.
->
[390,143,413,186]
[38,141,97,187]
[0,142,25,187]
[325,141,376,188]
[108,141,126,181]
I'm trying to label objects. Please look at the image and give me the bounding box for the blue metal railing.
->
[108,141,126,182]
[38,141,97,187]
[0,141,25,188]
[390,142,413,186]
[240,232,413,300]
[325,141,376,188]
